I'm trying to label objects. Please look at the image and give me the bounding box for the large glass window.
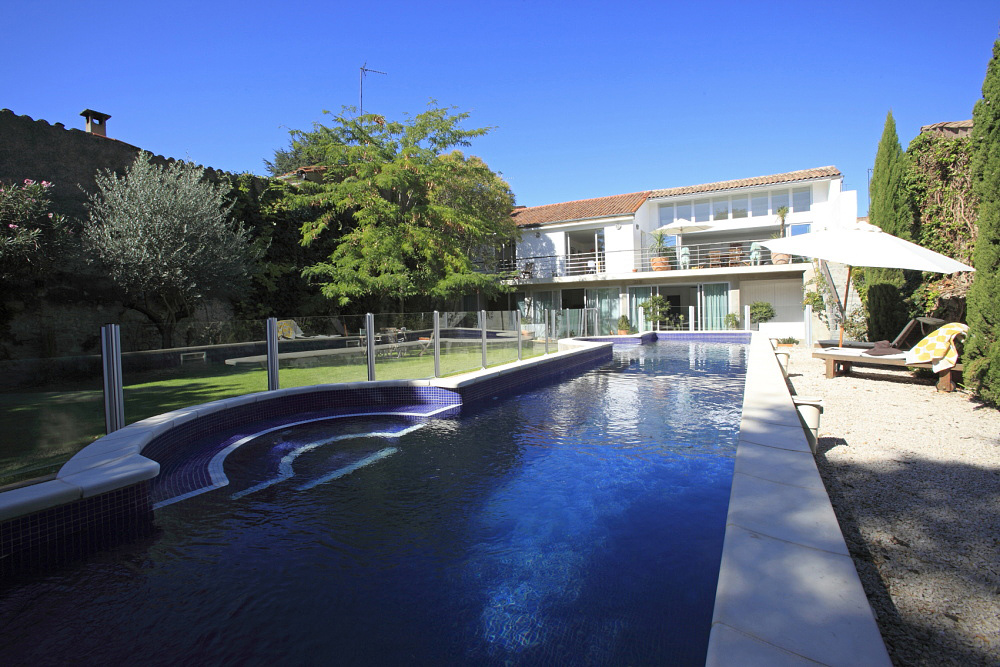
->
[693,199,711,222]
[731,196,748,218]
[789,223,811,236]
[771,190,789,212]
[751,193,769,216]
[675,202,692,222]
[792,187,811,212]
[712,197,729,221]
[658,204,674,226]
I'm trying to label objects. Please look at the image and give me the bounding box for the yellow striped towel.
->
[276,319,296,340]
[903,323,968,373]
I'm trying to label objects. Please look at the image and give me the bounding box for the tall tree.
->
[966,37,1000,404]
[295,104,518,310]
[84,153,259,347]
[864,110,912,341]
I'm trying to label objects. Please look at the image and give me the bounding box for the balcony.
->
[502,239,806,281]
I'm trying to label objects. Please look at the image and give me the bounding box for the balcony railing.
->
[500,239,804,281]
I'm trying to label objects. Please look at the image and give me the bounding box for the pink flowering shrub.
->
[0,179,68,278]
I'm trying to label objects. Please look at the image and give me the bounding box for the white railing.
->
[500,239,803,280]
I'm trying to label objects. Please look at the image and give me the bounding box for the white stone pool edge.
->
[705,332,891,666]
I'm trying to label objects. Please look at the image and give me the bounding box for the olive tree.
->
[84,153,258,347]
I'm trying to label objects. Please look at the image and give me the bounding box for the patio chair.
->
[727,243,743,267]
[813,322,966,392]
[749,242,762,266]
[708,250,722,268]
[520,261,535,280]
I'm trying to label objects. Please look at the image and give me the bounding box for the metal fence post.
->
[804,304,813,347]
[480,309,488,369]
[516,309,522,361]
[101,324,125,434]
[266,317,280,391]
[744,304,751,331]
[688,305,696,332]
[544,309,550,354]
[366,312,376,381]
[433,310,441,378]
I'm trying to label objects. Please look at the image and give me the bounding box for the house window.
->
[792,187,811,212]
[693,199,711,222]
[712,197,729,221]
[789,223,811,236]
[731,196,748,218]
[658,204,674,226]
[771,190,789,212]
[751,193,769,216]
[675,202,692,222]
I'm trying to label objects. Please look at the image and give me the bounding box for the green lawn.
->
[0,342,542,485]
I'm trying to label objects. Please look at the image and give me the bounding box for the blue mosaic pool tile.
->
[654,332,752,344]
[0,481,153,577]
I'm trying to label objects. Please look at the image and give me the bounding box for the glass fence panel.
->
[0,345,105,486]
[438,311,485,377]
[278,315,369,388]
[485,310,520,368]
[518,309,548,360]
[121,319,267,426]
[371,312,435,381]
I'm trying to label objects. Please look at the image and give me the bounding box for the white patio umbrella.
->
[653,219,715,247]
[761,222,975,344]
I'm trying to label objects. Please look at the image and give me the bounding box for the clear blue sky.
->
[4,1,998,214]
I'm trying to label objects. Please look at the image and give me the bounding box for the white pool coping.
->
[706,332,891,665]
[0,334,890,664]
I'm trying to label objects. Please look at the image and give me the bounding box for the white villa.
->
[503,166,858,339]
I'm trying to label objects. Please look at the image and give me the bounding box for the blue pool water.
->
[0,341,746,665]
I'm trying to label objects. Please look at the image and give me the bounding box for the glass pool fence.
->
[0,309,572,486]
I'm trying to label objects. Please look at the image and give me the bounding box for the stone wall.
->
[0,108,232,218]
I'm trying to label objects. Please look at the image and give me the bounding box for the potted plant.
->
[640,295,671,330]
[771,206,791,265]
[649,231,673,271]
[616,315,632,335]
[749,301,776,329]
[774,336,799,347]
[723,312,741,330]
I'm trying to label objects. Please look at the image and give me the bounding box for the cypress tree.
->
[966,37,1000,404]
[865,110,912,341]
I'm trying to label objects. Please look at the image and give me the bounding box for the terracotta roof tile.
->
[511,191,650,227]
[648,166,841,199]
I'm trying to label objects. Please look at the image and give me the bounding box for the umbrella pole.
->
[839,265,852,346]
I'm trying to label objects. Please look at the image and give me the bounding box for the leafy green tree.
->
[264,123,349,176]
[84,153,259,347]
[865,110,912,341]
[967,37,1000,404]
[294,104,519,310]
[226,174,338,318]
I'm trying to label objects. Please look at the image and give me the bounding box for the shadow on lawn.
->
[815,436,999,666]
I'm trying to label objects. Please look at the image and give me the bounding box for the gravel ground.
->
[784,347,1000,666]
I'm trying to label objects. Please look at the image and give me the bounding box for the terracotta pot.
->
[651,257,671,271]
[772,253,790,265]
[618,329,628,335]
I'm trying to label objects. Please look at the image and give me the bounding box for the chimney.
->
[80,109,111,137]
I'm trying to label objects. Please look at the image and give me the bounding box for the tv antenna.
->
[359,62,387,116]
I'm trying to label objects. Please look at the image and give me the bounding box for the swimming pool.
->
[0,340,746,664]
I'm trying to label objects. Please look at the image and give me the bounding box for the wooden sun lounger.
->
[812,348,964,392]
